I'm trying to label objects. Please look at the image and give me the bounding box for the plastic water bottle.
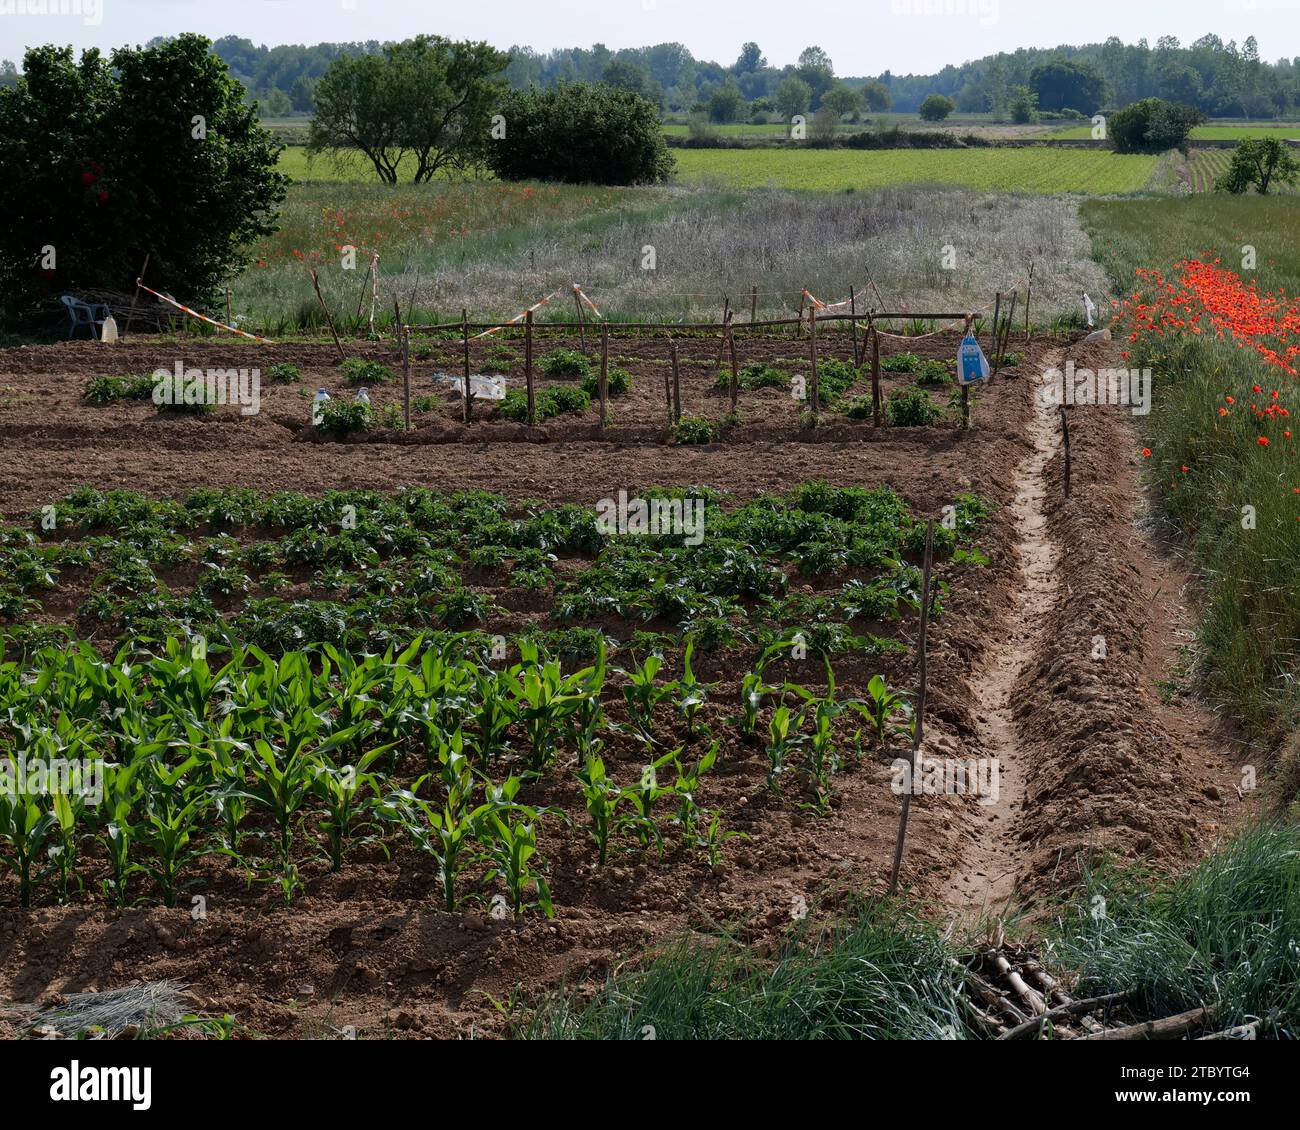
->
[312,388,330,425]
[355,387,371,405]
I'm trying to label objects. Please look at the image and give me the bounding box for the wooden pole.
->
[850,287,860,368]
[961,315,972,431]
[310,268,346,362]
[888,518,934,895]
[525,309,535,427]
[599,323,609,427]
[462,308,472,424]
[870,318,882,427]
[750,285,758,323]
[990,291,1001,354]
[726,312,739,416]
[809,308,820,414]
[664,360,673,429]
[671,339,682,425]
[123,253,150,338]
[796,291,806,339]
[993,292,1017,380]
[225,287,233,328]
[573,287,586,350]
[714,296,730,372]
[1061,405,1072,498]
[396,297,410,431]
[1024,261,1035,342]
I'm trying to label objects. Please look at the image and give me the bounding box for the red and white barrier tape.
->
[136,280,273,343]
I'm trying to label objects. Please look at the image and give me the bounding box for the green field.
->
[1053,122,1300,140]
[673,146,1157,193]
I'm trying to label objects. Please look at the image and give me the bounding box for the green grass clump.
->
[1052,822,1300,1033]
[518,899,968,1040]
[83,374,156,404]
[340,358,394,386]
[713,362,789,391]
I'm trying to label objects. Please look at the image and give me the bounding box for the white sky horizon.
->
[1,0,1296,74]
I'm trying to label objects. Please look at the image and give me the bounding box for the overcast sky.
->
[2,0,1296,73]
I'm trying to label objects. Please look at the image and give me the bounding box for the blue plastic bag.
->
[957,333,990,386]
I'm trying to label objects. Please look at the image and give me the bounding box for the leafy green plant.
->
[880,352,920,373]
[576,755,620,866]
[316,398,371,436]
[886,386,942,427]
[850,674,913,749]
[674,415,719,445]
[266,362,301,383]
[340,358,394,385]
[539,348,592,379]
[580,365,632,397]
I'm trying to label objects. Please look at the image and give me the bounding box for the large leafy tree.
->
[1108,97,1204,154]
[1216,137,1300,195]
[1029,59,1106,113]
[485,83,674,185]
[0,34,285,320]
[309,36,508,184]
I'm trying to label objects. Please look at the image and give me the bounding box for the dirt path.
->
[939,358,1063,915]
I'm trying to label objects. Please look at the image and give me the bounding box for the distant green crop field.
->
[673,146,1157,193]
[1053,122,1300,140]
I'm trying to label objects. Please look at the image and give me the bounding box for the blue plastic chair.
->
[60,295,110,339]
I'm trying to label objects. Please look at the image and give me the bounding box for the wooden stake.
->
[870,318,882,427]
[990,291,1001,354]
[1024,260,1035,342]
[123,252,150,338]
[714,296,730,372]
[396,297,410,431]
[525,309,535,427]
[850,286,860,367]
[671,339,682,424]
[664,361,673,429]
[573,287,586,350]
[993,291,1017,380]
[599,323,609,427]
[750,285,758,323]
[888,518,934,895]
[796,291,806,339]
[809,308,820,415]
[462,309,472,424]
[726,312,739,415]
[310,268,345,362]
[225,286,233,328]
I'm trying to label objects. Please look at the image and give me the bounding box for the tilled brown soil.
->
[0,331,1247,1038]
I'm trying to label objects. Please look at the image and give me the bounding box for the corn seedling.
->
[576,755,620,866]
[136,756,211,908]
[618,749,677,854]
[850,675,914,750]
[0,791,56,907]
[480,776,553,919]
[310,747,390,872]
[670,741,718,842]
[765,705,804,792]
[619,653,670,742]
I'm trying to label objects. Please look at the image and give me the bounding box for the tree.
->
[1029,59,1106,113]
[1107,97,1203,153]
[1009,85,1038,124]
[860,80,892,112]
[0,35,285,320]
[820,84,861,119]
[708,78,746,123]
[918,93,955,121]
[733,42,766,74]
[601,59,648,97]
[289,74,316,113]
[485,82,674,185]
[775,74,812,121]
[796,46,835,107]
[310,36,507,184]
[1216,137,1300,194]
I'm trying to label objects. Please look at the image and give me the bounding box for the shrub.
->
[266,363,300,384]
[918,94,955,122]
[815,358,858,401]
[340,358,394,385]
[83,374,155,404]
[499,386,590,422]
[485,82,675,185]
[1107,98,1204,154]
[674,416,719,445]
[1216,137,1300,195]
[886,387,941,427]
[539,348,592,379]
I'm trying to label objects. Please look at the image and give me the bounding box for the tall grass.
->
[1082,195,1300,739]
[233,181,1108,333]
[1050,822,1300,1033]
[518,899,969,1040]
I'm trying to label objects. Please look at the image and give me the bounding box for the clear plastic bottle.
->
[312,388,331,425]
[355,387,371,405]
